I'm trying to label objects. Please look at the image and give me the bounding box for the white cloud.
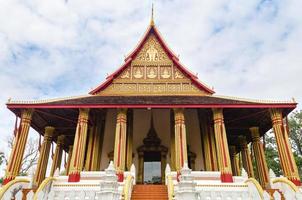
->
[0,0,302,176]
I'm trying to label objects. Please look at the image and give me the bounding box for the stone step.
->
[131,185,168,200]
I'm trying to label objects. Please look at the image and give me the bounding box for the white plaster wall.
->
[185,109,204,171]
[100,109,116,170]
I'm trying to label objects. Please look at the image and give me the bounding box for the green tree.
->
[264,133,282,176]
[288,110,302,178]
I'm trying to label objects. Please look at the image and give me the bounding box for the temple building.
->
[1,12,301,200]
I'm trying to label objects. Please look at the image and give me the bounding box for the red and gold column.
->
[250,127,269,188]
[212,108,233,182]
[65,145,73,175]
[126,109,133,171]
[113,108,127,182]
[270,108,301,186]
[68,108,90,182]
[3,109,34,185]
[229,146,240,176]
[50,135,65,176]
[174,108,188,176]
[238,136,254,178]
[34,126,54,186]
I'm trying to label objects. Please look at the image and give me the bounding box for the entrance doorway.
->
[143,152,161,184]
[137,113,168,184]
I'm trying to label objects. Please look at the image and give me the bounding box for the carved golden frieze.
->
[99,82,204,96]
[132,34,172,65]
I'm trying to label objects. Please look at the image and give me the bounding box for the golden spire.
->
[150,3,155,26]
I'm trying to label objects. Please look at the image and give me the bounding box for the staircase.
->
[131,185,168,200]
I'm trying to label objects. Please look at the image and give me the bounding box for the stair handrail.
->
[167,174,175,200]
[0,178,30,199]
[123,174,134,200]
[33,176,56,200]
[272,177,301,199]
[272,177,299,192]
[245,178,264,200]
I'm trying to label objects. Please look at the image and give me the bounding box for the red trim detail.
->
[68,172,80,182]
[89,58,132,95]
[289,178,301,186]
[3,177,14,185]
[117,172,124,182]
[180,126,184,167]
[220,173,233,183]
[7,103,297,109]
[117,122,122,167]
[220,124,227,167]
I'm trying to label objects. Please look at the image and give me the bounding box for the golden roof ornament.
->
[150,3,155,26]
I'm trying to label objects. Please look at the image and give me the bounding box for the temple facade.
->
[1,15,301,200]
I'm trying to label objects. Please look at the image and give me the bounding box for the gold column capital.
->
[21,108,34,123]
[250,127,260,141]
[229,146,237,157]
[57,135,65,146]
[212,108,224,122]
[238,136,248,148]
[44,126,55,139]
[173,108,184,113]
[117,108,128,114]
[270,108,283,126]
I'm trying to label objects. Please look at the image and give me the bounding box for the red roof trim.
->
[7,103,297,109]
[89,58,132,95]
[89,24,215,95]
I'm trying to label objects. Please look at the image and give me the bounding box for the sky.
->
[0,0,302,175]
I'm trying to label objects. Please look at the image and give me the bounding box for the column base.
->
[2,176,14,185]
[117,172,124,182]
[68,172,80,182]
[289,178,301,186]
[221,172,233,183]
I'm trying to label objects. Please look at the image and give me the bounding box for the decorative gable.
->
[90,25,214,96]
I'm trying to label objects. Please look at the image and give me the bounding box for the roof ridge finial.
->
[150,3,155,26]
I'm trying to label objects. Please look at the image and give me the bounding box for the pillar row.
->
[50,135,65,176]
[201,116,219,171]
[250,127,269,188]
[3,109,34,185]
[85,115,105,171]
[270,108,301,186]
[34,126,54,186]
[113,108,127,182]
[238,136,254,178]
[68,108,90,182]
[212,108,233,182]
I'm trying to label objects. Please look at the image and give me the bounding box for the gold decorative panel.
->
[98,33,208,96]
[132,34,171,65]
